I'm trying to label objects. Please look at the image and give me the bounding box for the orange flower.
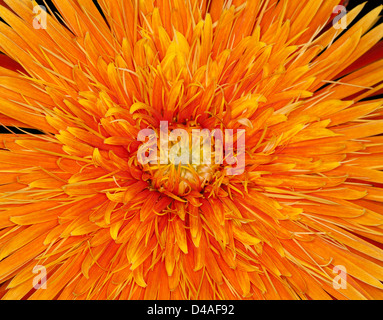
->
[0,0,382,300]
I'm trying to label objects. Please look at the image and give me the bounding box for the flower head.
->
[0,0,382,300]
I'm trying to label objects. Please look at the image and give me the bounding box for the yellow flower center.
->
[138,123,221,196]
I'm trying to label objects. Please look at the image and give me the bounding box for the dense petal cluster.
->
[0,0,382,299]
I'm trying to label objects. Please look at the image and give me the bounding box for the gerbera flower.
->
[0,0,382,300]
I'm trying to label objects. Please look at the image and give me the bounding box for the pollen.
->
[139,123,220,196]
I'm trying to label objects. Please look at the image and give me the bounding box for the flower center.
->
[147,161,216,196]
[138,123,221,196]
